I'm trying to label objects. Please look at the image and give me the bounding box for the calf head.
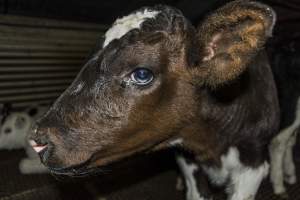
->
[30,1,276,175]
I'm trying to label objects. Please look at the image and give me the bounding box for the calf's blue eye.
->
[130,68,154,85]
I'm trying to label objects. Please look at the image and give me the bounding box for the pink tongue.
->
[33,146,46,153]
[29,140,47,153]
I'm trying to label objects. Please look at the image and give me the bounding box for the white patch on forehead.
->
[103,9,160,48]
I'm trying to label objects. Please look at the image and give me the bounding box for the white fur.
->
[229,162,269,200]
[19,146,48,174]
[269,98,300,195]
[176,155,209,200]
[169,138,183,146]
[0,106,49,174]
[203,147,269,200]
[0,113,31,149]
[103,9,160,47]
[202,148,237,186]
[176,148,268,200]
[283,133,297,184]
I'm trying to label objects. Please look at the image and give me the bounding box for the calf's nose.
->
[29,125,49,153]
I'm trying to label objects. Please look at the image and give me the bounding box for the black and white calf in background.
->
[0,105,49,174]
[269,42,300,197]
[30,1,279,200]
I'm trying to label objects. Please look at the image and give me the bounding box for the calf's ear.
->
[190,0,276,87]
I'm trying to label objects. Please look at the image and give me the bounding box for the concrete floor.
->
[0,148,299,200]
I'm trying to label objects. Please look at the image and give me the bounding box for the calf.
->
[0,112,32,150]
[30,1,279,200]
[0,105,49,174]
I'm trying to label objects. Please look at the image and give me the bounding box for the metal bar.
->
[0,51,87,58]
[12,100,54,108]
[0,39,98,51]
[0,38,94,48]
[0,86,66,95]
[0,80,73,87]
[0,58,84,65]
[0,36,97,46]
[0,66,81,72]
[0,44,92,52]
[0,15,103,108]
[0,15,108,31]
[0,42,93,51]
[0,25,101,40]
[0,72,77,79]
[0,92,62,102]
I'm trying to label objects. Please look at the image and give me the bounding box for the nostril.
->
[29,126,49,153]
[34,136,48,146]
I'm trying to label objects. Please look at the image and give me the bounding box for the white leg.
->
[270,98,300,195]
[269,127,297,195]
[176,155,210,200]
[176,176,185,191]
[269,135,287,195]
[283,132,297,185]
[228,162,269,200]
[19,158,48,174]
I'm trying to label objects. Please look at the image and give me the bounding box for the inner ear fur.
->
[191,0,276,87]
